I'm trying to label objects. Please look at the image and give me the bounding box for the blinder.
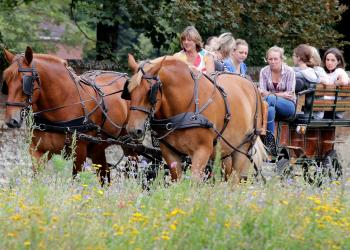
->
[1,80,8,95]
[149,80,161,105]
[121,80,131,100]
[22,75,35,96]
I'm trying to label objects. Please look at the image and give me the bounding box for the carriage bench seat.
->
[292,84,350,127]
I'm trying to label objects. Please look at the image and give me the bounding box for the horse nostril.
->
[6,119,21,128]
[135,128,144,137]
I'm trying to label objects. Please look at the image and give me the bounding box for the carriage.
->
[265,83,350,185]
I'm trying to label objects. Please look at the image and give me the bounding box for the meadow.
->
[1,130,350,249]
[1,161,350,249]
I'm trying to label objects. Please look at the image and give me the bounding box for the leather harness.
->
[3,55,127,140]
[127,64,261,161]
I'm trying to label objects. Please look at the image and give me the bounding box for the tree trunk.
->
[96,22,119,61]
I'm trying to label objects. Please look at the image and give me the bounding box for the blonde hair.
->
[216,32,235,59]
[205,36,219,52]
[180,26,203,52]
[235,39,248,48]
[309,46,322,67]
[266,46,286,61]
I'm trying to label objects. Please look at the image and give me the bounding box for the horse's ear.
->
[3,48,15,63]
[150,56,167,75]
[24,46,33,65]
[128,54,139,73]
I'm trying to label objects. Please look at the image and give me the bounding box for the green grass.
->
[1,155,350,250]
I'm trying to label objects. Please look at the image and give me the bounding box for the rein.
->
[4,55,127,136]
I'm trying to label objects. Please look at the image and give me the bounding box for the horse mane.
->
[34,53,68,67]
[128,56,183,92]
[3,53,67,78]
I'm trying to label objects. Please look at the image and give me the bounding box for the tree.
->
[0,0,91,53]
[235,0,348,65]
[71,0,347,67]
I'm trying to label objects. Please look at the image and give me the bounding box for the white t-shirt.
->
[324,68,349,100]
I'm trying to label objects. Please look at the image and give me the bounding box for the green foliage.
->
[0,0,93,54]
[235,0,348,65]
[72,0,347,67]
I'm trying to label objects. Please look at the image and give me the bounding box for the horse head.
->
[2,46,40,128]
[125,54,165,140]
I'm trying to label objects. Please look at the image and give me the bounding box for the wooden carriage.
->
[267,84,350,184]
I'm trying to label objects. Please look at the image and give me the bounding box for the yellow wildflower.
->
[51,216,59,223]
[280,200,289,205]
[72,194,82,201]
[10,214,22,221]
[24,240,31,247]
[7,232,17,238]
[167,208,186,217]
[97,190,104,196]
[161,231,170,241]
[170,221,178,230]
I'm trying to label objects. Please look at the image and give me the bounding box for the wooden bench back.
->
[312,85,350,112]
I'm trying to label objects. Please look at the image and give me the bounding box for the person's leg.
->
[265,95,277,133]
[275,97,295,118]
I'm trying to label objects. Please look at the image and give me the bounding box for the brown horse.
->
[125,54,267,183]
[1,46,130,183]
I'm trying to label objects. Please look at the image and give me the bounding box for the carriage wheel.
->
[276,158,293,180]
[302,161,324,186]
[322,150,343,181]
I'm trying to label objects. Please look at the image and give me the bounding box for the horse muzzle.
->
[5,110,23,128]
[6,117,23,128]
[127,126,145,141]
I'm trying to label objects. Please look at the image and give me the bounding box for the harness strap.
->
[151,112,213,131]
[33,115,100,133]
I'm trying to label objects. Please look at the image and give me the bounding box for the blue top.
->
[223,58,247,75]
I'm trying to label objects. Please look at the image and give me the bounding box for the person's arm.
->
[276,67,295,100]
[259,68,269,97]
[205,54,215,74]
[302,68,318,83]
[335,68,350,85]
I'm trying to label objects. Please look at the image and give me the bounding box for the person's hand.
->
[260,90,270,97]
[276,92,293,99]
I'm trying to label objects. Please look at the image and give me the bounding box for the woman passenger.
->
[322,48,349,118]
[174,26,215,74]
[214,32,235,71]
[322,48,349,86]
[292,44,318,92]
[224,39,249,76]
[259,46,296,134]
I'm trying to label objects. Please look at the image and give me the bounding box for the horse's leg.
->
[190,146,212,181]
[222,156,233,181]
[160,144,182,181]
[89,144,110,185]
[231,151,251,184]
[29,143,45,174]
[72,142,88,179]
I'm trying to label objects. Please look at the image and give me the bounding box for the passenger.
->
[214,32,236,71]
[259,46,296,134]
[309,46,329,83]
[322,48,350,119]
[205,36,219,56]
[323,48,349,85]
[292,44,318,92]
[308,46,329,119]
[223,39,249,76]
[174,26,215,74]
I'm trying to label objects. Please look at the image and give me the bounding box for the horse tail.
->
[252,136,268,169]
